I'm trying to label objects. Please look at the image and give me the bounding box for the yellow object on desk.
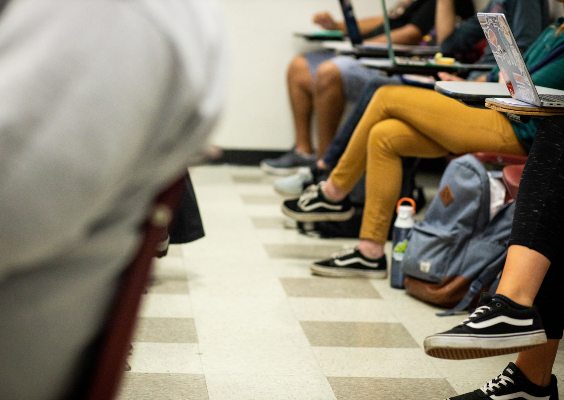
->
[433,52,455,65]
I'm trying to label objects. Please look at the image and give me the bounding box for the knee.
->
[314,61,343,95]
[287,55,311,87]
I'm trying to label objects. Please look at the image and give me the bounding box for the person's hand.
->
[437,72,466,82]
[313,12,339,31]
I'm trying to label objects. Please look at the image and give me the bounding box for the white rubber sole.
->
[281,204,355,222]
[274,185,302,198]
[260,162,299,176]
[424,330,547,360]
[310,264,388,279]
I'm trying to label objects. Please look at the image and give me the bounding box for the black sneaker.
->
[424,293,547,360]
[445,363,558,399]
[281,183,355,222]
[260,148,317,176]
[310,248,387,279]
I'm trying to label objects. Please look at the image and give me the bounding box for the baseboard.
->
[208,148,447,173]
[208,149,286,166]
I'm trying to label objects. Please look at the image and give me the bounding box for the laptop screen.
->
[339,0,363,45]
[478,13,541,106]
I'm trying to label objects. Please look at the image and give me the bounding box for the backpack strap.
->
[529,42,564,75]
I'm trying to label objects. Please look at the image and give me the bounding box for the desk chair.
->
[84,176,185,400]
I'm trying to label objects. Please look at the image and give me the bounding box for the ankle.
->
[321,180,346,202]
[357,240,384,259]
[495,288,535,308]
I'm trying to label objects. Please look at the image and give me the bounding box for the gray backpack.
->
[401,154,515,316]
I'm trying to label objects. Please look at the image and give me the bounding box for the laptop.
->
[478,12,564,107]
[359,0,494,72]
[295,0,363,45]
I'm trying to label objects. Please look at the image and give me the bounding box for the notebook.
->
[359,0,493,72]
[478,12,564,108]
[294,0,363,45]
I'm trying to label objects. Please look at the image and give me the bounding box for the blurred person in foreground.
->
[0,0,227,399]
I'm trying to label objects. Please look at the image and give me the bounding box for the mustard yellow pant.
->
[329,85,527,245]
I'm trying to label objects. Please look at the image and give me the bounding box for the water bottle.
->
[391,198,415,289]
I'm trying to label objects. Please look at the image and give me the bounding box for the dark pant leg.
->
[509,116,564,338]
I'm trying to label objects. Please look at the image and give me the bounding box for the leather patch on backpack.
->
[440,185,454,207]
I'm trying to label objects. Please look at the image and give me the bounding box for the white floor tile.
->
[128,343,203,374]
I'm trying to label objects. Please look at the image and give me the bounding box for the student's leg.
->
[327,86,524,252]
[287,54,315,155]
[320,74,403,169]
[312,61,346,158]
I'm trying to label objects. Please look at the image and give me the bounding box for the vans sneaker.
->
[311,248,387,279]
[260,148,317,176]
[274,167,314,197]
[445,362,558,400]
[424,293,547,360]
[281,183,354,222]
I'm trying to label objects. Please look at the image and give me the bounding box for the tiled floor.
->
[118,165,564,400]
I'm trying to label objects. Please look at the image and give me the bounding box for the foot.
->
[260,148,317,176]
[281,182,354,222]
[424,293,547,360]
[274,167,314,197]
[310,248,387,279]
[444,363,557,399]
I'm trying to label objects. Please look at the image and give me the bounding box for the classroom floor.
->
[117,164,564,400]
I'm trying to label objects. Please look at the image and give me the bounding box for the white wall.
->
[210,0,498,151]
[212,0,385,151]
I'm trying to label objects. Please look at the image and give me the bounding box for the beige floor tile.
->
[301,321,419,348]
[134,317,198,343]
[205,374,337,400]
[327,377,456,400]
[118,373,208,400]
[280,277,381,299]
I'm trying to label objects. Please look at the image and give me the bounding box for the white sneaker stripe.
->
[333,257,379,268]
[466,316,533,329]
[298,201,342,212]
[491,392,550,400]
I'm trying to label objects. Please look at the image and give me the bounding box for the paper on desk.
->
[488,97,537,108]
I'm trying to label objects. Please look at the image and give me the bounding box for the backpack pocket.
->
[401,224,455,283]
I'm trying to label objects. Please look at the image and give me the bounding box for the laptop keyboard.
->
[539,94,564,103]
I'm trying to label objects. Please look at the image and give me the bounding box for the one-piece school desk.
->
[434,81,564,122]
[360,58,494,77]
[323,41,441,58]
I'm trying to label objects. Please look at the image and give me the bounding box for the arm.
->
[313,12,383,36]
[435,0,457,44]
[365,23,424,45]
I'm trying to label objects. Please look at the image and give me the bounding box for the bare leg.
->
[287,55,315,155]
[496,245,551,307]
[313,61,346,159]
[515,339,559,387]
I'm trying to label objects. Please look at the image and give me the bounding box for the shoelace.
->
[330,247,357,259]
[480,374,514,395]
[298,183,323,207]
[461,304,491,325]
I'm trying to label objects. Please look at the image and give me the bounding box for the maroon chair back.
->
[84,176,185,400]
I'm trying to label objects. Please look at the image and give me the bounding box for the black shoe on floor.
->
[424,293,547,360]
[310,248,387,279]
[281,182,354,222]
[445,362,558,399]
